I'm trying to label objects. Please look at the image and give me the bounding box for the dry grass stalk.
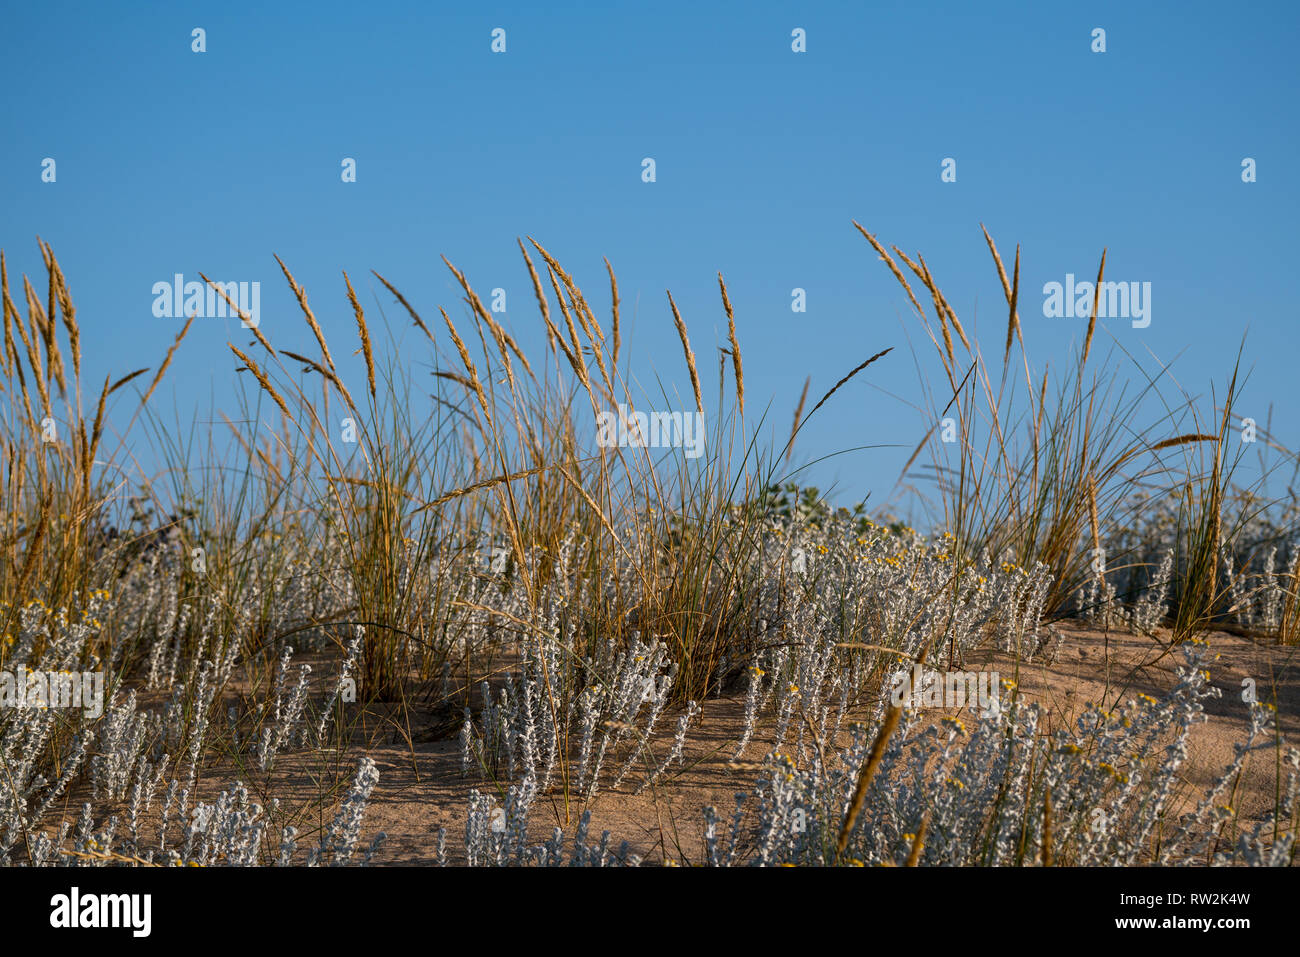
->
[555,463,627,557]
[518,240,557,354]
[25,270,65,398]
[343,271,377,400]
[982,223,1013,298]
[1081,249,1107,368]
[1280,559,1300,643]
[718,272,744,416]
[904,811,931,866]
[1033,365,1048,486]
[605,257,621,368]
[54,268,81,388]
[851,221,925,318]
[1110,432,1218,472]
[141,317,194,407]
[1148,433,1220,453]
[836,647,926,860]
[13,284,51,416]
[371,270,437,344]
[891,247,957,376]
[529,241,590,350]
[3,510,48,637]
[416,461,553,513]
[8,343,38,434]
[444,256,536,388]
[280,349,359,415]
[938,291,970,354]
[1087,473,1101,563]
[200,272,275,355]
[546,268,614,401]
[538,268,590,390]
[85,373,110,491]
[275,255,334,371]
[229,343,292,419]
[107,369,148,398]
[498,328,535,381]
[806,348,892,423]
[918,254,970,352]
[255,445,284,484]
[666,291,703,414]
[891,246,925,287]
[432,370,475,392]
[917,258,956,367]
[529,239,605,347]
[979,225,1025,364]
[41,240,78,387]
[0,251,16,378]
[547,268,587,372]
[787,376,810,464]
[439,307,491,419]
[1008,244,1022,356]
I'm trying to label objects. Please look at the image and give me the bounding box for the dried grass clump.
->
[0,230,1292,868]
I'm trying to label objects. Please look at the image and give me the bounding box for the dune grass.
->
[0,229,1295,865]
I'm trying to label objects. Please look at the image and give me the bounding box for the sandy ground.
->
[38,621,1300,865]
[985,620,1300,824]
[293,621,1300,864]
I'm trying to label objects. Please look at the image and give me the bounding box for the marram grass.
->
[0,233,1295,866]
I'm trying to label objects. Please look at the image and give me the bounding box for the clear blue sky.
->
[3,1,1297,515]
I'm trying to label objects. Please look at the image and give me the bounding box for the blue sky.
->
[3,1,1297,515]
